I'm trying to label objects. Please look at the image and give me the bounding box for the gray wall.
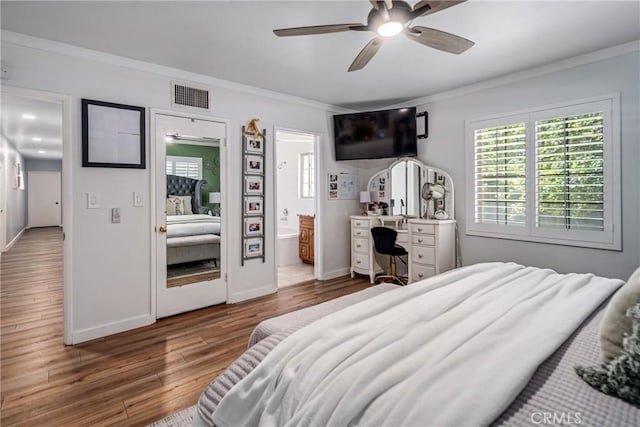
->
[362,52,640,280]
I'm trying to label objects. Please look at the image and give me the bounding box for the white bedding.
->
[212,262,623,427]
[166,214,220,237]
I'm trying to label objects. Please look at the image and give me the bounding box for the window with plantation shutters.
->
[474,123,526,227]
[535,112,604,232]
[466,95,620,250]
[166,156,202,180]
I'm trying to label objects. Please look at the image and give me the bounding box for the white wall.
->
[1,137,27,248]
[276,139,315,232]
[364,52,640,280]
[1,33,360,342]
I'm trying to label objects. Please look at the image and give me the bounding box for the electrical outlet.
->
[111,208,121,224]
[133,192,144,207]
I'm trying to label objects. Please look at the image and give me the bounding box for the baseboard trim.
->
[228,285,276,304]
[71,313,155,344]
[319,267,351,281]
[3,228,26,252]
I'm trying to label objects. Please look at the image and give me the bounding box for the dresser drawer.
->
[412,265,435,282]
[411,234,435,246]
[412,246,435,265]
[353,237,369,254]
[353,252,369,270]
[409,223,435,235]
[351,219,369,229]
[352,228,369,238]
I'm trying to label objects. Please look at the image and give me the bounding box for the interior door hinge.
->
[225,273,228,282]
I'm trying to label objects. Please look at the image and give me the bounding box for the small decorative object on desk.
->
[241,119,266,264]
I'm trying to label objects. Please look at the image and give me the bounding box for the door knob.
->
[159,226,167,233]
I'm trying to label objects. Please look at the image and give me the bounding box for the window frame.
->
[299,152,314,199]
[166,155,203,180]
[465,94,620,250]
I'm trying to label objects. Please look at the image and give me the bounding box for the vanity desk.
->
[350,158,457,284]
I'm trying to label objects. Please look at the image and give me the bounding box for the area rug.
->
[147,405,195,427]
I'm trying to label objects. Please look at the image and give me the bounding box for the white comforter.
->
[166,214,220,237]
[212,262,622,427]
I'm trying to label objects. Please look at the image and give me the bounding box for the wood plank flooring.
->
[0,228,370,426]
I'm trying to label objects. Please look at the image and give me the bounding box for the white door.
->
[28,171,61,227]
[155,113,226,318]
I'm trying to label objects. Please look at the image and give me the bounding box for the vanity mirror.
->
[367,158,454,219]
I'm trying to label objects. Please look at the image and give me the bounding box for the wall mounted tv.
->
[333,107,417,161]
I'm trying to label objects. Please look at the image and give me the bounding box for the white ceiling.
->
[1,1,639,109]
[1,94,63,160]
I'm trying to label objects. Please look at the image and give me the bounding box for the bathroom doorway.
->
[274,129,317,288]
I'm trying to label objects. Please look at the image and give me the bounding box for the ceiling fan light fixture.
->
[377,21,403,37]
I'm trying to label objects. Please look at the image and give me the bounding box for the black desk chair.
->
[371,226,408,286]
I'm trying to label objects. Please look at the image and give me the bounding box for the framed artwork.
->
[245,155,263,174]
[245,175,263,194]
[245,196,263,215]
[81,99,146,168]
[244,238,263,257]
[327,172,357,200]
[244,217,263,236]
[245,138,263,154]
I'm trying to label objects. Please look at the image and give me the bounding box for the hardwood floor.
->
[0,228,370,426]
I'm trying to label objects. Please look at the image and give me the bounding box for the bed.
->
[166,174,221,266]
[194,262,639,427]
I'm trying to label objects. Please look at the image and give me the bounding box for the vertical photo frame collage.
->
[241,124,266,264]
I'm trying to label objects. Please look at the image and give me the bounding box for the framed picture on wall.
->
[245,155,263,175]
[244,217,263,236]
[245,175,263,194]
[244,238,263,257]
[244,196,263,215]
[245,138,263,154]
[81,99,146,168]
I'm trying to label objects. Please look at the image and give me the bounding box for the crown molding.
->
[1,30,354,114]
[385,40,640,109]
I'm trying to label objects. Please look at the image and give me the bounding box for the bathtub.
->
[278,225,301,266]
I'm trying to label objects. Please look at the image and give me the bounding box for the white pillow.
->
[175,195,193,214]
[166,196,183,215]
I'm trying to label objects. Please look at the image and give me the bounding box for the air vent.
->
[171,81,210,110]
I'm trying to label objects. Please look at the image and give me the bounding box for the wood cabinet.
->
[299,215,315,264]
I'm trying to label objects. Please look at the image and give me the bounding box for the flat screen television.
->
[333,107,417,161]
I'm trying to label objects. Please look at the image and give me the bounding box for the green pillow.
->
[599,267,640,362]
[575,303,640,405]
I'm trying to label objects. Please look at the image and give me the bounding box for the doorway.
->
[274,129,318,288]
[154,112,227,318]
[28,171,62,227]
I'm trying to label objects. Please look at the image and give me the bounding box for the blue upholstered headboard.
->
[166,174,208,214]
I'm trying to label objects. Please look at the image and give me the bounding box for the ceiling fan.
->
[273,0,474,72]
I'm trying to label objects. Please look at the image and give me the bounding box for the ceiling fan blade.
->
[370,0,379,9]
[406,26,474,54]
[412,1,466,18]
[348,38,384,72]
[274,23,365,37]
[384,0,394,9]
[370,0,393,10]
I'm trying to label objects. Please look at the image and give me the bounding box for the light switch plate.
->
[111,208,121,223]
[133,192,144,207]
[87,193,100,209]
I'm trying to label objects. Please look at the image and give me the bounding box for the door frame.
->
[149,109,230,318]
[3,86,73,344]
[273,127,322,286]
[27,170,62,228]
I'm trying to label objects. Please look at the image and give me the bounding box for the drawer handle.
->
[356,260,361,264]
[356,244,361,248]
[418,254,423,259]
[418,273,424,278]
[356,222,362,226]
[418,239,423,243]
[417,228,423,232]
